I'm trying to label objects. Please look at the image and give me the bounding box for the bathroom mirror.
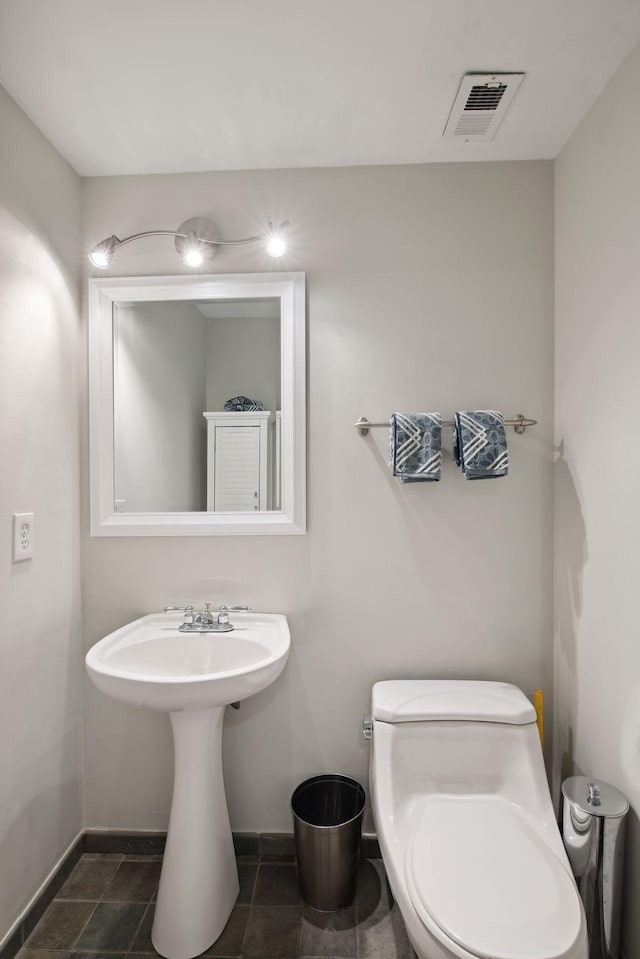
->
[89,272,305,535]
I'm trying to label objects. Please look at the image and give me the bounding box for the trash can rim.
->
[291,774,366,830]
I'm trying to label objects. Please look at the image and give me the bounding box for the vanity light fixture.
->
[89,216,290,270]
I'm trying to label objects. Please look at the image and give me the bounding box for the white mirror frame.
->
[89,271,306,536]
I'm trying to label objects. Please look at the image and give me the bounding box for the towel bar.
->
[354,414,537,437]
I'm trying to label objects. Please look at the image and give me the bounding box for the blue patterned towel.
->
[453,410,509,480]
[390,413,442,482]
[224,395,265,412]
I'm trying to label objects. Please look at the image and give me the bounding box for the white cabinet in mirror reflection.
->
[204,411,278,512]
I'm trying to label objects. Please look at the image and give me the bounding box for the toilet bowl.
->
[369,680,587,959]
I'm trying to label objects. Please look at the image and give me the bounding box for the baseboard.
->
[1,828,380,959]
[84,828,167,855]
[85,829,381,860]
[0,832,84,959]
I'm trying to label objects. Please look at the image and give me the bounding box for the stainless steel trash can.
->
[562,776,629,959]
[291,774,365,912]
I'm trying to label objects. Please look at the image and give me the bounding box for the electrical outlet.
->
[13,512,34,562]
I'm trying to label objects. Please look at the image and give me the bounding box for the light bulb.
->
[183,247,204,267]
[89,235,119,270]
[89,235,120,270]
[266,233,286,257]
[90,249,110,269]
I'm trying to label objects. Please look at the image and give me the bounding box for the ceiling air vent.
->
[443,73,524,142]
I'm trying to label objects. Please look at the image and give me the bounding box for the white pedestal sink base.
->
[86,611,290,959]
[152,707,239,959]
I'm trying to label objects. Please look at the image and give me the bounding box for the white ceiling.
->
[1,0,640,177]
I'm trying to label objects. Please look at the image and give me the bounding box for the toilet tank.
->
[370,681,551,824]
[372,680,536,726]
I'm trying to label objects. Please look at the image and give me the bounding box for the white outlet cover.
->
[13,512,34,562]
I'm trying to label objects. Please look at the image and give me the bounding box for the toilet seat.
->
[406,797,583,959]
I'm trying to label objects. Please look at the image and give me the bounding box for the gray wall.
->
[0,85,82,946]
[114,301,208,512]
[82,161,554,834]
[205,314,280,414]
[555,42,640,957]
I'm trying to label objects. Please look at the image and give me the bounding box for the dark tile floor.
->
[18,854,413,959]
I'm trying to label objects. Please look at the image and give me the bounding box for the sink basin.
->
[86,609,290,959]
[86,610,290,711]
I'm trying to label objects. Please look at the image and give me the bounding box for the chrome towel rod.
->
[354,414,537,437]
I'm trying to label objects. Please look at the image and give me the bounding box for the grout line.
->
[236,861,257,959]
[66,900,100,954]
[238,908,250,959]
[295,908,302,959]
[125,901,152,958]
[99,860,123,903]
[248,863,257,905]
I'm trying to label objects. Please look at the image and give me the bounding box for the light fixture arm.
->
[113,225,289,249]
[90,219,291,269]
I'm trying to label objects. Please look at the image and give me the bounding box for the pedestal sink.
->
[86,610,290,959]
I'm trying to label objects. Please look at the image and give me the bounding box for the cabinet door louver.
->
[213,426,260,511]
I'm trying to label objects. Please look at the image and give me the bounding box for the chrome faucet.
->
[195,603,216,627]
[163,603,250,633]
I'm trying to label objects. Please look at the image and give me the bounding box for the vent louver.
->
[443,73,524,142]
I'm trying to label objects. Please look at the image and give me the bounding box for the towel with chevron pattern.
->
[453,410,509,480]
[224,395,265,412]
[390,413,442,482]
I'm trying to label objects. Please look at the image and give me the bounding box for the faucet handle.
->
[163,605,194,623]
[217,604,251,625]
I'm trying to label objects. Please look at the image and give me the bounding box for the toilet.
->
[369,680,587,959]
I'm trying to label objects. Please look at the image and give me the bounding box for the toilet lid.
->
[407,798,582,959]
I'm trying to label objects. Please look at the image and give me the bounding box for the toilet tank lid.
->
[371,681,536,724]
